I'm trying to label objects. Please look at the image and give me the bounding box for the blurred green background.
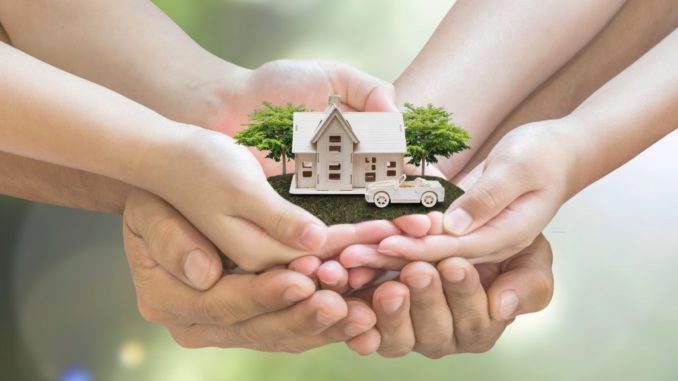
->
[2,0,678,380]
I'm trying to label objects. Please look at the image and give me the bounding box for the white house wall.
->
[317,120,353,191]
[352,153,404,188]
[295,153,317,188]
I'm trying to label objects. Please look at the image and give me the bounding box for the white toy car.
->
[365,174,445,208]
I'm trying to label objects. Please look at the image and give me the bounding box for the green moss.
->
[268,174,464,225]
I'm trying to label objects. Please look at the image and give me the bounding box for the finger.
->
[438,257,504,353]
[317,260,350,294]
[289,255,322,281]
[372,281,415,357]
[392,214,431,238]
[217,215,318,272]
[377,194,548,261]
[346,328,381,356]
[321,61,398,112]
[400,262,453,358]
[231,181,329,256]
[486,235,554,322]
[348,267,381,289]
[218,290,348,348]
[322,220,401,257]
[195,270,317,325]
[276,299,377,352]
[340,244,409,270]
[123,190,222,290]
[442,160,533,236]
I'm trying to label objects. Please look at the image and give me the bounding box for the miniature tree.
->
[235,101,308,176]
[403,103,471,176]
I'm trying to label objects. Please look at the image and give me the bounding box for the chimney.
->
[328,95,341,108]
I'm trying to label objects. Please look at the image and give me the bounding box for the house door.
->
[320,160,350,191]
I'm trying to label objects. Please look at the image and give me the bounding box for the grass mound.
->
[268,174,464,225]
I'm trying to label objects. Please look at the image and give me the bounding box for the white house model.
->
[290,95,406,194]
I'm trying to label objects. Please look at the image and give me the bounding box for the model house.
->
[291,95,406,193]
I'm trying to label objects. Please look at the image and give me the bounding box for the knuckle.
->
[147,217,182,254]
[198,294,241,325]
[224,323,259,347]
[469,185,502,215]
[415,342,452,359]
[465,339,497,354]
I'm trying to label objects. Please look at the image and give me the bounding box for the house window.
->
[329,173,341,180]
[302,161,313,168]
[364,157,370,163]
[371,165,376,171]
[387,161,397,168]
[387,170,397,177]
[365,172,376,182]
[329,163,341,171]
[329,145,341,152]
[302,171,313,177]
[329,135,342,143]
[372,157,376,163]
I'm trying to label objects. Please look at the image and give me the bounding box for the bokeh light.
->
[59,367,92,381]
[119,340,146,369]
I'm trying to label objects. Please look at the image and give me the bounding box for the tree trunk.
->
[282,152,287,176]
[421,158,426,176]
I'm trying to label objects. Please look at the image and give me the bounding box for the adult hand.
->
[204,59,398,175]
[122,190,378,352]
[348,234,554,358]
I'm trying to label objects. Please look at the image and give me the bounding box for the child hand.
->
[351,120,577,264]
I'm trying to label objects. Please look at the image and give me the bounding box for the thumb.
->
[327,61,398,112]
[124,190,223,290]
[233,184,329,255]
[486,235,554,321]
[443,161,526,236]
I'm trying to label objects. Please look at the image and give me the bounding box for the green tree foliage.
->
[235,101,308,175]
[403,103,471,176]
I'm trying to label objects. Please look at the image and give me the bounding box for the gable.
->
[310,106,359,144]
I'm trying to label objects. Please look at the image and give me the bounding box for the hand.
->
[355,235,554,358]
[122,190,378,352]
[373,121,576,263]
[207,59,398,174]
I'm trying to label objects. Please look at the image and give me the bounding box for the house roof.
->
[310,105,359,145]
[292,109,406,154]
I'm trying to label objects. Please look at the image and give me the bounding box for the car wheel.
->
[421,192,437,208]
[374,192,390,208]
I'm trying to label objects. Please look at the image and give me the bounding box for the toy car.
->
[365,174,445,208]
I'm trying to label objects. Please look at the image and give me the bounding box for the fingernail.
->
[442,267,466,283]
[499,290,519,320]
[283,286,309,303]
[344,324,364,337]
[406,275,432,289]
[184,250,211,288]
[443,208,473,235]
[300,224,326,252]
[380,296,404,314]
[316,310,340,325]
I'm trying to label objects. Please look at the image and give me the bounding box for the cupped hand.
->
[122,189,379,352]
[373,121,576,263]
[208,59,398,174]
[347,234,554,358]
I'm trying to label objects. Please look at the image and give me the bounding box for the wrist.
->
[130,121,208,192]
[169,59,251,133]
[550,116,599,200]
